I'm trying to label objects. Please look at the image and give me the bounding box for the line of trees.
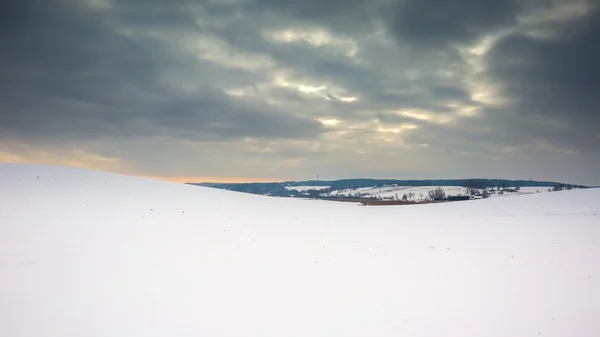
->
[551,184,576,191]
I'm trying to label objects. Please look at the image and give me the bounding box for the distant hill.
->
[188,178,587,198]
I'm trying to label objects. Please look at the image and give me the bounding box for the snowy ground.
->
[325,185,554,200]
[326,185,470,199]
[1,164,599,337]
[285,185,330,191]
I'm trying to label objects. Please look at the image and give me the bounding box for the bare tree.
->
[466,187,478,196]
[428,187,446,201]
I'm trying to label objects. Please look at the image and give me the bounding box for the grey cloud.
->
[385,0,520,46]
[429,85,471,101]
[205,13,472,118]
[247,0,384,32]
[186,0,477,122]
[1,85,324,143]
[381,2,600,162]
[251,0,366,18]
[0,1,156,76]
[110,0,195,27]
[376,112,422,125]
[0,0,323,145]
[1,0,599,184]
[150,90,325,140]
[485,5,600,151]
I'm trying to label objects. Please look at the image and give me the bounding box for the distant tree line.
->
[550,184,577,192]
[188,178,587,198]
[326,178,585,191]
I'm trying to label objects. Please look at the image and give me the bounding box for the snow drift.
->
[1,164,599,337]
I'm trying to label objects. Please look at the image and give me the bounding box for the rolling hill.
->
[1,163,599,337]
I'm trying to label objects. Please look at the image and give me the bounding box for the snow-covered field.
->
[517,186,554,194]
[326,185,469,199]
[1,163,599,337]
[326,185,554,200]
[285,185,330,191]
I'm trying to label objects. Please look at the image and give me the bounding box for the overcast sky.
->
[1,0,599,184]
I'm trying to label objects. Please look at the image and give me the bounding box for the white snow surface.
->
[285,185,330,191]
[1,164,599,337]
[326,185,469,199]
[326,185,554,199]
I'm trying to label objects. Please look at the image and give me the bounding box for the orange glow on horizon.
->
[0,157,282,184]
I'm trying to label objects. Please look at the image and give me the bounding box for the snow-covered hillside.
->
[1,164,599,337]
[285,185,330,191]
[325,185,553,200]
[326,185,467,199]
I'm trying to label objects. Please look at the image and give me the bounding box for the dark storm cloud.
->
[385,0,520,46]
[1,84,324,142]
[150,89,325,140]
[485,5,600,151]
[247,0,384,32]
[0,0,323,144]
[251,0,366,18]
[197,3,475,120]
